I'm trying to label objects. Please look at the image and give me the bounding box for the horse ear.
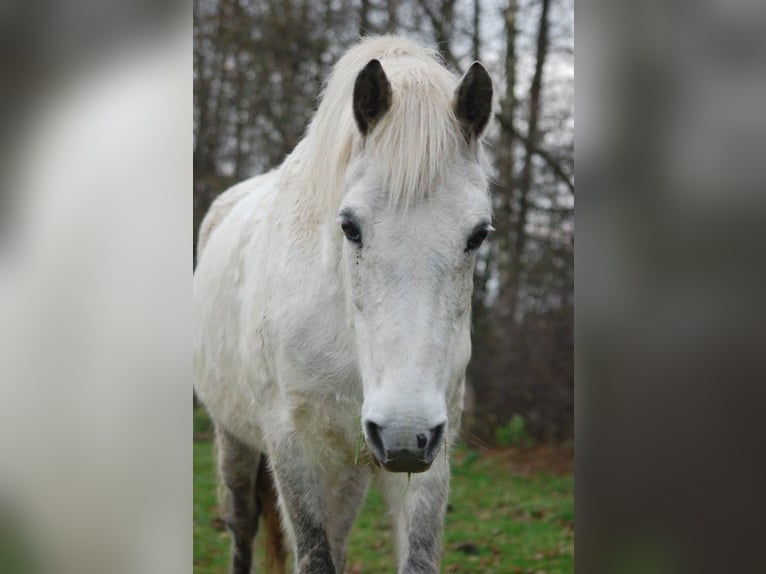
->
[353,59,392,135]
[454,62,493,142]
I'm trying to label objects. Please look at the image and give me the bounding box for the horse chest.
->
[287,386,362,464]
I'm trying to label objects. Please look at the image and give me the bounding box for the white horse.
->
[193,36,493,574]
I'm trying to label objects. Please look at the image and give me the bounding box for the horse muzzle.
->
[363,420,446,473]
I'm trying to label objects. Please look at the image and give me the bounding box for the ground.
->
[193,411,573,573]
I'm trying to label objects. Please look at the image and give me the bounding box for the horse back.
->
[193,169,282,448]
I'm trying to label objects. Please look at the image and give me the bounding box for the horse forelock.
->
[296,36,468,215]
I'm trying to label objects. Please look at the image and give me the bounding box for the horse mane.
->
[288,36,464,216]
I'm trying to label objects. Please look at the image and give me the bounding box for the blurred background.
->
[193,0,574,446]
[2,0,763,571]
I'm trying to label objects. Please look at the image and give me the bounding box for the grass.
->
[194,421,573,573]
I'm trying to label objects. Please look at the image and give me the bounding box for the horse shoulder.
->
[197,170,280,260]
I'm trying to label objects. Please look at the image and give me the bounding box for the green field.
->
[194,432,573,574]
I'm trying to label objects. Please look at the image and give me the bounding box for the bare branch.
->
[496,115,575,195]
[416,0,463,72]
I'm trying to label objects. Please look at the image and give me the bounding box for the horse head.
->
[338,58,493,473]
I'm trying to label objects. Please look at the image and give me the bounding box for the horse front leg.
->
[324,465,371,573]
[216,426,262,574]
[270,434,335,574]
[377,453,450,574]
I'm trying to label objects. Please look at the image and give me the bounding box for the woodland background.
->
[193,0,574,445]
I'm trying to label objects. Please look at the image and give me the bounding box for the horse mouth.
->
[376,452,433,474]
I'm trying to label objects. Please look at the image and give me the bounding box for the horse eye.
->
[341,220,362,244]
[465,228,489,252]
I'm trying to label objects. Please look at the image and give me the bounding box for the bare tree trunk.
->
[492,0,518,320]
[234,57,247,179]
[231,0,249,179]
[194,0,229,267]
[417,0,460,71]
[509,0,551,318]
[469,0,485,312]
[438,0,456,63]
[467,0,519,433]
[360,0,371,35]
[387,0,398,33]
[472,0,481,61]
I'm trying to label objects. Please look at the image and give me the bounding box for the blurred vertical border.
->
[1,2,191,574]
[576,0,766,572]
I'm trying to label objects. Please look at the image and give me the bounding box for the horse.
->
[193,36,493,574]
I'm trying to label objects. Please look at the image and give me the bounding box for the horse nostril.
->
[365,421,386,460]
[425,422,446,460]
[416,433,428,449]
